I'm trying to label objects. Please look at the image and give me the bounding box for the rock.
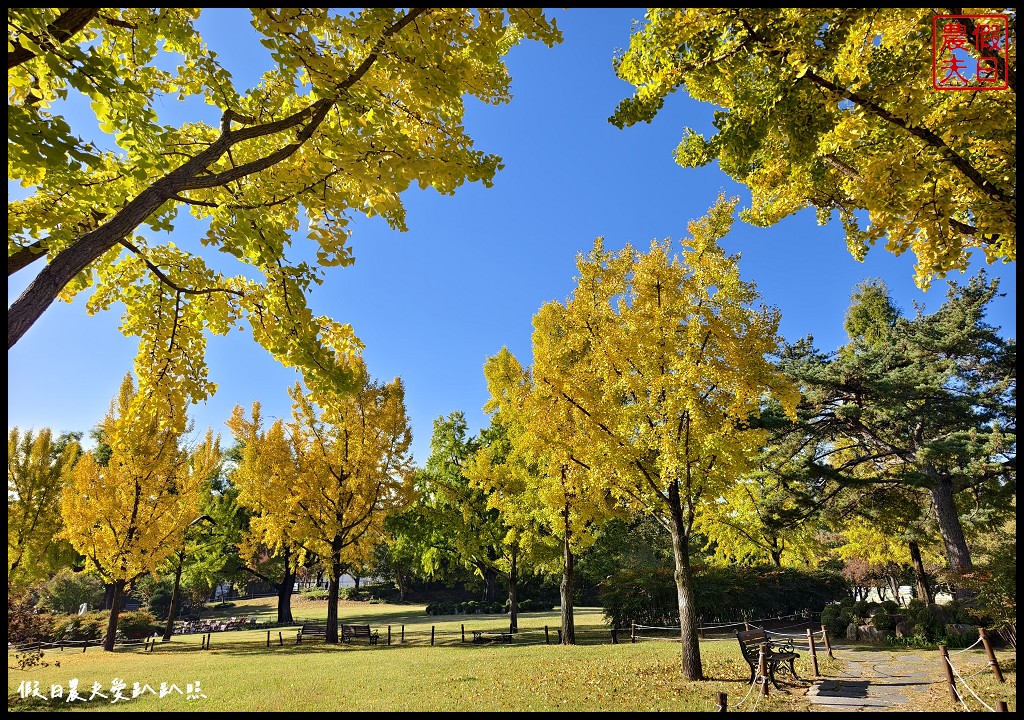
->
[847,622,860,641]
[927,603,951,624]
[895,621,916,638]
[859,625,883,642]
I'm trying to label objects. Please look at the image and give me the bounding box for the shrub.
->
[148,585,174,620]
[601,565,849,629]
[53,612,108,642]
[821,605,849,640]
[37,569,105,615]
[116,610,161,640]
[872,609,897,636]
[911,605,944,643]
[9,590,57,644]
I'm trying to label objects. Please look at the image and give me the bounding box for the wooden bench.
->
[296,621,328,643]
[471,630,513,643]
[735,628,800,689]
[341,624,379,645]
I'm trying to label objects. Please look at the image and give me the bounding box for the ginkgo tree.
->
[228,357,416,643]
[611,8,1015,289]
[8,427,83,589]
[8,8,562,428]
[60,373,222,651]
[528,195,800,679]
[224,411,309,624]
[471,348,617,643]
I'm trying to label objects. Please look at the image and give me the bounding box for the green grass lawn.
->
[8,599,1015,712]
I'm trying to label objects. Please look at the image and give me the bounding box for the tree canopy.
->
[8,427,82,589]
[228,358,416,642]
[528,195,799,679]
[779,272,1016,586]
[8,8,562,429]
[611,8,1015,289]
[60,373,222,650]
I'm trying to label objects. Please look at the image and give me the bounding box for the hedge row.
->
[600,565,849,628]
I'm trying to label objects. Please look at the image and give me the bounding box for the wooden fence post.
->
[544,626,550,644]
[996,701,1008,712]
[431,626,435,646]
[979,628,1005,683]
[820,624,833,658]
[461,624,465,643]
[806,628,819,676]
[278,631,283,646]
[939,645,957,703]
[631,623,637,643]
[758,644,769,697]
[388,625,392,646]
[402,625,405,644]
[714,691,727,711]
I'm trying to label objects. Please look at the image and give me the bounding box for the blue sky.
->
[8,8,1016,467]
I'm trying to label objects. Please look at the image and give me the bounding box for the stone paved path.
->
[805,645,999,712]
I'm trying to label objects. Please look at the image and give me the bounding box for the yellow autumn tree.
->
[529,195,800,680]
[611,8,1015,289]
[9,8,562,434]
[471,347,617,643]
[228,357,416,643]
[225,402,307,624]
[8,427,82,589]
[60,373,222,651]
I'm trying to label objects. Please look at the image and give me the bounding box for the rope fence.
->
[939,627,1009,712]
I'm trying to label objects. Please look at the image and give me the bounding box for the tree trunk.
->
[669,517,703,680]
[162,552,185,641]
[395,569,407,602]
[103,583,116,610]
[483,567,497,604]
[908,540,933,604]
[276,551,295,625]
[326,560,341,644]
[507,556,518,634]
[104,579,126,652]
[560,531,576,645]
[929,472,973,575]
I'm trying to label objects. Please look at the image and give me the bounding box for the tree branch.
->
[7,8,429,350]
[8,8,99,69]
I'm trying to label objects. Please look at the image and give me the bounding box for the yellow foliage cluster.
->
[228,357,416,574]
[60,374,221,583]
